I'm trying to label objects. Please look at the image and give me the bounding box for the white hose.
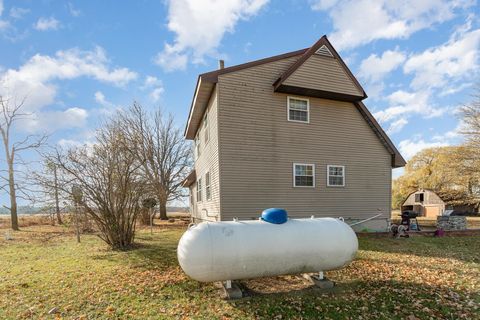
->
[348,213,383,227]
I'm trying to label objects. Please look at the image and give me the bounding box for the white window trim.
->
[327,165,345,187]
[293,163,315,188]
[287,96,310,123]
[205,171,211,201]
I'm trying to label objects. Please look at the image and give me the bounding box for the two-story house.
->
[182,35,405,230]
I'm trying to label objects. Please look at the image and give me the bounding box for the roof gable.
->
[273,36,367,102]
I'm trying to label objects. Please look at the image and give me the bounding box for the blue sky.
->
[1,0,479,207]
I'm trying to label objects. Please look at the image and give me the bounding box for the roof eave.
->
[355,101,406,169]
[182,170,196,187]
[184,77,215,140]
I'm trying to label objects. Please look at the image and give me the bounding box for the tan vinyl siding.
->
[191,85,221,222]
[217,57,391,222]
[283,54,362,97]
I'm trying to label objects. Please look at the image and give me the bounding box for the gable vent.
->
[315,45,333,57]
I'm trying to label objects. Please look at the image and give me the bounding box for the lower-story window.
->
[327,165,345,187]
[293,163,315,187]
[205,171,211,201]
[196,178,202,202]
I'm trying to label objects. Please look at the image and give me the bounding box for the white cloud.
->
[34,17,60,31]
[404,27,480,90]
[359,49,406,83]
[21,107,88,133]
[397,121,464,160]
[387,117,408,134]
[93,91,120,115]
[0,0,8,31]
[149,87,164,102]
[0,47,137,132]
[94,91,110,106]
[0,47,137,112]
[141,76,164,102]
[374,89,446,124]
[398,138,450,160]
[155,0,269,71]
[9,7,30,19]
[311,0,473,50]
[67,3,81,17]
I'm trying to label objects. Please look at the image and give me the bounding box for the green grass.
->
[0,225,479,319]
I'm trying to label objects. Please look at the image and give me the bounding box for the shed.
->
[401,189,445,217]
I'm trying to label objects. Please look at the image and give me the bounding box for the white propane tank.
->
[177,217,358,282]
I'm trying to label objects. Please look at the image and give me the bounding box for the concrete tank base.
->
[303,274,335,289]
[221,281,243,299]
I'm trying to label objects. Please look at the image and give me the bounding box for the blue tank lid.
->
[261,208,288,224]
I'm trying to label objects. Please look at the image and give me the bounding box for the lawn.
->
[0,223,479,319]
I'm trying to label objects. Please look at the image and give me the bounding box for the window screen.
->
[294,164,314,187]
[288,97,309,122]
[328,165,345,187]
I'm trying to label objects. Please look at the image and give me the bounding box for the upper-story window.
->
[204,112,209,144]
[327,165,345,187]
[293,163,315,187]
[195,132,201,158]
[287,96,309,123]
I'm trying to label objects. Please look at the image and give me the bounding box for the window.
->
[204,112,209,144]
[288,97,309,123]
[327,165,345,187]
[205,172,211,201]
[415,193,424,202]
[196,178,202,202]
[195,132,201,158]
[293,163,315,187]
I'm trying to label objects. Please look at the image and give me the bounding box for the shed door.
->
[424,206,440,218]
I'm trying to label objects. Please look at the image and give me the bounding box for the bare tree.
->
[53,121,146,250]
[459,84,480,149]
[117,103,192,220]
[0,94,46,230]
[31,159,66,225]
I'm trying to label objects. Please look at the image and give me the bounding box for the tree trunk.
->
[159,201,168,220]
[8,161,19,231]
[53,166,62,225]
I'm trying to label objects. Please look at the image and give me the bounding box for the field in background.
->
[0,212,190,229]
[0,223,479,319]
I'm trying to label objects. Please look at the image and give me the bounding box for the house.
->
[401,189,445,217]
[182,35,406,230]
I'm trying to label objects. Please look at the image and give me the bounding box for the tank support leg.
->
[304,272,335,289]
[222,280,243,299]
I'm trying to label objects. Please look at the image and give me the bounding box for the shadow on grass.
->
[90,232,181,270]
[228,279,479,320]
[359,236,480,263]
